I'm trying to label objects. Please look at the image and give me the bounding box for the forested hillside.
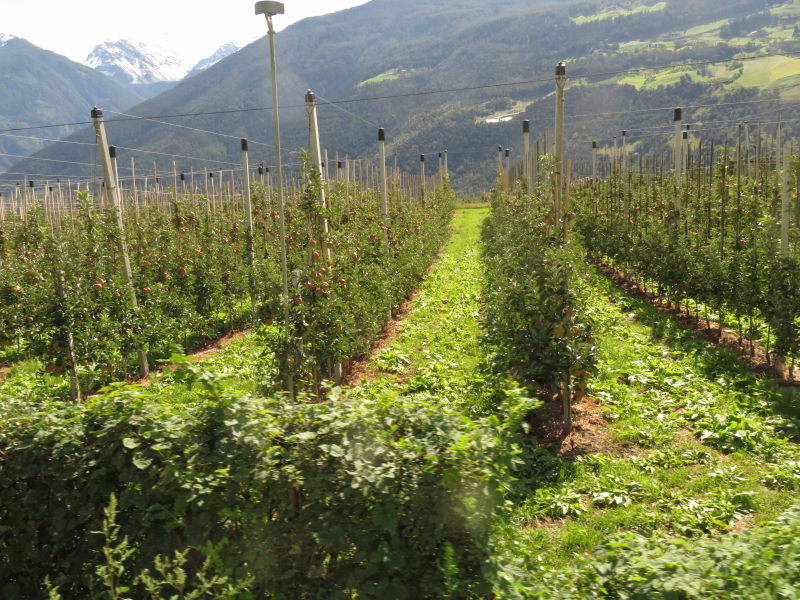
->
[0,37,143,172]
[4,0,798,190]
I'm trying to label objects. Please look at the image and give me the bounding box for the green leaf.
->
[132,454,153,470]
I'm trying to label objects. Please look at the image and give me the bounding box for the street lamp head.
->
[255,1,284,17]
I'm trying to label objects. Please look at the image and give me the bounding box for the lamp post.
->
[255,1,293,396]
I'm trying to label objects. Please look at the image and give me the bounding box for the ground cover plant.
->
[491,248,800,598]
[0,207,543,599]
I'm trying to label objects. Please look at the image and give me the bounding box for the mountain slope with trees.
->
[4,0,798,189]
[0,37,143,172]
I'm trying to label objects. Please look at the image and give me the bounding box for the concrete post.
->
[554,61,567,221]
[673,108,683,179]
[91,108,148,378]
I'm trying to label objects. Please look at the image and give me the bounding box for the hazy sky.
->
[2,0,371,64]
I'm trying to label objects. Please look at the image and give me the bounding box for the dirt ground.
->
[529,393,634,459]
[342,289,422,386]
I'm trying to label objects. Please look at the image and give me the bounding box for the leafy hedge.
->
[482,187,595,393]
[0,366,537,598]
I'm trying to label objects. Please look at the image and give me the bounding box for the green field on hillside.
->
[571,1,666,24]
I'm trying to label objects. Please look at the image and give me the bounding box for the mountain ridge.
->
[3,0,798,190]
[0,36,143,172]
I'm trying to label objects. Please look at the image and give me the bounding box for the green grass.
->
[618,67,714,89]
[571,1,666,25]
[772,0,800,17]
[495,261,800,580]
[684,18,728,37]
[357,68,403,87]
[362,206,494,410]
[729,54,800,99]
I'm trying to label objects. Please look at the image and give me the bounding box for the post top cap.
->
[555,61,567,76]
[255,1,284,16]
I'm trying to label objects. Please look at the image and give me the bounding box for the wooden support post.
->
[781,140,791,258]
[497,145,503,179]
[378,129,390,239]
[592,141,598,217]
[504,148,511,190]
[305,90,331,259]
[420,154,426,202]
[621,130,628,180]
[523,120,531,191]
[172,161,179,221]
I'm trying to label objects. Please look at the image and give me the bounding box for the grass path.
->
[354,205,493,409]
[496,262,800,580]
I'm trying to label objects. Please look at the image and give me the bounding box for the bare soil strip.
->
[529,393,633,460]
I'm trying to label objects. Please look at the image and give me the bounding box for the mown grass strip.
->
[495,262,800,582]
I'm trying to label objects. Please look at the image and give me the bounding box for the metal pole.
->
[258,3,293,396]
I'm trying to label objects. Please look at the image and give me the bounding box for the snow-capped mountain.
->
[85,40,188,85]
[188,42,241,77]
[0,34,142,173]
